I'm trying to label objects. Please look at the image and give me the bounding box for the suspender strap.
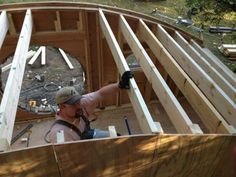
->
[54,119,82,138]
[80,114,91,130]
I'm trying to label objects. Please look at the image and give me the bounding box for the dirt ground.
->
[1,46,85,114]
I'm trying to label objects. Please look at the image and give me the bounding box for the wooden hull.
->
[0,2,236,176]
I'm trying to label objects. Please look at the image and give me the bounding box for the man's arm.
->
[95,71,133,102]
[95,83,119,102]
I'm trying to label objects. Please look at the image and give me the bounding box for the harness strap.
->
[54,119,82,138]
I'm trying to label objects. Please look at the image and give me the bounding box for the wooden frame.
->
[174,31,236,103]
[191,40,236,88]
[156,24,236,127]
[0,9,33,151]
[138,19,233,134]
[0,11,8,48]
[120,15,202,134]
[99,9,160,134]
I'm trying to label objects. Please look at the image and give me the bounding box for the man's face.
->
[61,104,78,118]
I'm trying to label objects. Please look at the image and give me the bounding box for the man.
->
[49,71,133,143]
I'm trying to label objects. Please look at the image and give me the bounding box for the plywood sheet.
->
[54,134,235,177]
[0,145,60,177]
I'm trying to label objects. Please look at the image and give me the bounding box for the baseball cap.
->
[55,87,82,105]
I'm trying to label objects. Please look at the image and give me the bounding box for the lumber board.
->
[58,48,74,69]
[41,46,46,65]
[0,11,8,49]
[0,145,60,176]
[2,50,35,72]
[54,134,235,177]
[84,12,93,92]
[156,24,236,128]
[120,15,202,134]
[174,31,236,103]
[138,19,233,134]
[28,46,42,65]
[7,13,16,35]
[191,40,236,88]
[99,9,160,134]
[0,9,33,151]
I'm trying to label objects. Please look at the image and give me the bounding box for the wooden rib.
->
[77,12,83,32]
[156,24,236,128]
[174,31,236,103]
[190,40,236,88]
[0,9,33,151]
[28,46,42,65]
[55,11,61,32]
[116,28,123,106]
[7,13,16,35]
[138,19,233,134]
[0,11,8,48]
[84,12,92,92]
[120,15,202,134]
[96,13,103,105]
[99,9,160,134]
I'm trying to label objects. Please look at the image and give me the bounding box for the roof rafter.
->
[99,9,160,134]
[156,24,236,128]
[0,9,33,151]
[138,19,233,134]
[120,15,202,134]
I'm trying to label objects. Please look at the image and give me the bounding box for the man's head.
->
[56,86,82,105]
[55,87,82,118]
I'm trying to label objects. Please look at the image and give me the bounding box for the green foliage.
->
[185,0,236,27]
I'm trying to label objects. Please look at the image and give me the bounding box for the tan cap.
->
[55,87,82,105]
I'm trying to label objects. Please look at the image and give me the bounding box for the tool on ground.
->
[11,123,33,145]
[124,116,131,135]
[26,129,32,147]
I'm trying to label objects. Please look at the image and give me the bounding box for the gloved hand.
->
[118,71,133,89]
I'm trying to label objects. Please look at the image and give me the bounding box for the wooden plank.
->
[84,12,92,92]
[138,19,233,134]
[99,9,160,134]
[108,126,117,137]
[154,122,163,133]
[191,40,236,88]
[58,48,74,69]
[54,134,234,177]
[54,11,61,32]
[156,24,236,128]
[7,13,16,35]
[0,11,8,49]
[0,145,60,176]
[2,50,36,72]
[0,9,33,151]
[174,31,236,103]
[120,15,202,134]
[41,46,46,65]
[28,46,42,65]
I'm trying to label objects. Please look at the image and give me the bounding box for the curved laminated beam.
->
[120,15,203,134]
[0,11,8,49]
[190,40,236,88]
[156,24,236,128]
[99,9,160,134]
[174,31,236,103]
[0,9,32,151]
[138,19,233,134]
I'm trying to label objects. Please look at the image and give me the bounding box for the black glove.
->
[118,71,133,89]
